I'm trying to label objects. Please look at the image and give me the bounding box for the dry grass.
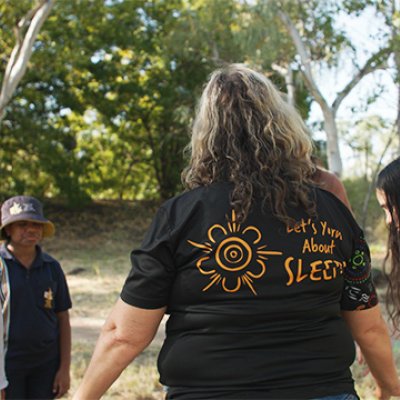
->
[69,340,164,400]
[44,200,164,399]
[40,200,398,400]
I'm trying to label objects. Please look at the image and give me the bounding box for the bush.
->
[343,177,387,243]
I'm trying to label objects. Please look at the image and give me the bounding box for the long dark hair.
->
[376,157,400,329]
[182,64,316,224]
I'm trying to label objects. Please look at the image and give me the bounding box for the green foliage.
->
[312,139,328,167]
[0,0,327,203]
[0,0,256,202]
[237,0,357,119]
[286,0,352,65]
[0,1,35,71]
[343,176,386,241]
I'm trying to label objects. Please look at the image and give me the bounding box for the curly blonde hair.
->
[182,64,316,224]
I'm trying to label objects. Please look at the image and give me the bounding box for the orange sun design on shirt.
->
[188,210,282,295]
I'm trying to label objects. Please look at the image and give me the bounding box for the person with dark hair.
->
[74,64,400,400]
[376,157,400,329]
[0,196,72,399]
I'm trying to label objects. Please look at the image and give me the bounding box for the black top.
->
[121,182,377,399]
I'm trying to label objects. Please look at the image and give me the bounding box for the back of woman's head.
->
[377,157,400,330]
[183,63,315,224]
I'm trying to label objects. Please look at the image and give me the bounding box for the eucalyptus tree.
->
[0,0,54,123]
[0,0,62,198]
[238,1,312,119]
[243,0,390,176]
[343,0,400,155]
[282,1,391,176]
[334,0,400,227]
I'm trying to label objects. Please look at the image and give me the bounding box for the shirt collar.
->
[0,243,13,260]
[0,242,48,268]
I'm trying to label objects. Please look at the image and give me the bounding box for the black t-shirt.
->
[121,182,377,399]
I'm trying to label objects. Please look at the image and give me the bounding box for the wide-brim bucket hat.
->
[0,196,55,239]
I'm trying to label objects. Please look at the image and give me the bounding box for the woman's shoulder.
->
[314,186,360,234]
[313,168,352,210]
[158,182,232,229]
[162,182,231,209]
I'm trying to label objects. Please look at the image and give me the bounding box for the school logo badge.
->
[44,288,54,309]
[9,202,36,216]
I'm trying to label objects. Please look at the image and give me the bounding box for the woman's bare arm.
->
[73,299,166,400]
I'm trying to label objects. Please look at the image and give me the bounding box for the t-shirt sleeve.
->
[120,206,175,309]
[340,232,378,311]
[54,262,72,313]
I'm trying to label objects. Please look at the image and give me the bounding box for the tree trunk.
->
[0,0,54,123]
[321,108,342,176]
[278,10,388,177]
[390,0,400,156]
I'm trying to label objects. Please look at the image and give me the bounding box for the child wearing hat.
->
[0,196,72,399]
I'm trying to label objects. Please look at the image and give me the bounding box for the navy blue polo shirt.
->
[0,243,72,370]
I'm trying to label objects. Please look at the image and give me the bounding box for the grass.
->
[54,270,165,399]
[40,200,398,399]
[44,200,164,399]
[69,341,164,400]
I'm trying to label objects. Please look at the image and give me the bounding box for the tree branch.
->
[0,0,54,121]
[277,10,328,109]
[18,1,44,31]
[332,47,390,113]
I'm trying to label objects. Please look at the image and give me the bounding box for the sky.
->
[316,7,396,118]
[306,6,398,176]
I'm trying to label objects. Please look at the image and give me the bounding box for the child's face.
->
[5,221,44,247]
[376,189,399,228]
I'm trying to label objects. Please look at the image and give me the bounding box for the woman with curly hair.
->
[74,64,400,400]
[376,157,400,329]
